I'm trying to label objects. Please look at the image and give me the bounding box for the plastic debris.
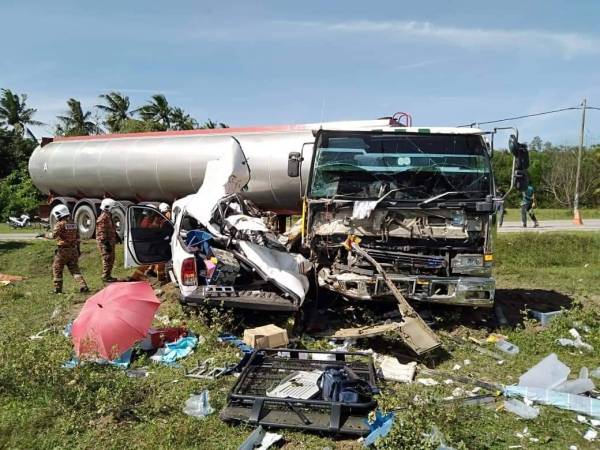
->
[125,368,150,378]
[529,309,563,327]
[556,328,593,352]
[554,378,595,394]
[463,359,471,366]
[417,378,439,386]
[238,426,283,450]
[29,327,53,340]
[267,370,322,399]
[363,410,395,447]
[377,356,416,383]
[451,387,465,397]
[452,364,461,371]
[503,399,540,419]
[486,333,508,343]
[496,340,519,355]
[428,425,457,450]
[583,429,597,442]
[504,385,600,418]
[183,390,214,418]
[518,353,570,389]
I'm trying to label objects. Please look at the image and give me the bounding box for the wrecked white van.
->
[124,138,311,312]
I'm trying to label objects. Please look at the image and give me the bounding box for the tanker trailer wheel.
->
[74,204,96,240]
[111,207,126,241]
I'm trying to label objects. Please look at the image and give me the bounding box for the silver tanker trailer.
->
[29,119,390,238]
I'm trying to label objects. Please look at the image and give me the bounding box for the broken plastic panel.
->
[496,340,519,356]
[503,399,539,419]
[518,353,570,389]
[554,378,596,395]
[504,385,600,419]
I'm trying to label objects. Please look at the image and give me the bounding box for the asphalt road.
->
[498,219,600,232]
[0,233,44,241]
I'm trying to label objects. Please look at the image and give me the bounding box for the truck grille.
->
[365,249,446,269]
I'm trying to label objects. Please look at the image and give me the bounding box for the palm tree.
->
[0,89,44,139]
[55,98,99,136]
[135,94,171,129]
[200,119,228,129]
[96,91,131,133]
[170,107,198,130]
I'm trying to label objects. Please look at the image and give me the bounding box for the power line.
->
[459,105,600,127]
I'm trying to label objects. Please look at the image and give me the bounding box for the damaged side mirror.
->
[288,152,302,178]
[508,135,530,192]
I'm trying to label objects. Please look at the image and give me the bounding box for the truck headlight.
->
[452,254,483,269]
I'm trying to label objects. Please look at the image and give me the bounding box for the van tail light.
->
[181,257,197,286]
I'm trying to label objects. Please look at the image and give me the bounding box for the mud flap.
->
[350,241,441,355]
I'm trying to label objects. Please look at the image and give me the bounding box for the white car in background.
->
[124,138,311,312]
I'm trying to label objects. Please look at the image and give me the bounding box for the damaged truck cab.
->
[298,125,498,307]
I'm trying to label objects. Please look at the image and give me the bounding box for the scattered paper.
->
[416,378,439,386]
[584,429,597,442]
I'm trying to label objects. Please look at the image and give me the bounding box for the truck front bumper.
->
[319,270,495,307]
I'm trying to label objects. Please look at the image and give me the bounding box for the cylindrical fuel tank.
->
[29,128,316,214]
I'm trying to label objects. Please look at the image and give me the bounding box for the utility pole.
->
[573,99,586,225]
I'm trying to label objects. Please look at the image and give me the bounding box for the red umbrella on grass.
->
[72,282,160,360]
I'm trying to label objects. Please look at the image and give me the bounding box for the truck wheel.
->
[74,204,96,240]
[111,207,126,241]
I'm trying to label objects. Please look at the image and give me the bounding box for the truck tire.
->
[111,207,126,241]
[211,248,240,285]
[74,204,96,240]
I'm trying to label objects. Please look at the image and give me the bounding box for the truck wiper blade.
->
[418,191,479,207]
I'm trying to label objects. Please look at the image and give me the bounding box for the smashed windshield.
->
[309,131,492,201]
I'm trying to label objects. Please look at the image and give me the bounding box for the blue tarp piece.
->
[504,385,600,418]
[363,410,395,447]
[185,230,213,255]
[150,334,199,365]
[62,348,133,369]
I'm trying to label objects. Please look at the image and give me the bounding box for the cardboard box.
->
[243,324,288,349]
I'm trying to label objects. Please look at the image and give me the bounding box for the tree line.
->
[0,88,228,139]
[0,87,229,219]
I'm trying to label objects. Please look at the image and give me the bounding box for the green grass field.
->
[1,233,599,449]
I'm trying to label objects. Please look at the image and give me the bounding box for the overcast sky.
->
[2,0,600,145]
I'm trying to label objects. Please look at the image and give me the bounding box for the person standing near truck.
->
[521,184,539,228]
[96,198,118,282]
[51,205,89,294]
